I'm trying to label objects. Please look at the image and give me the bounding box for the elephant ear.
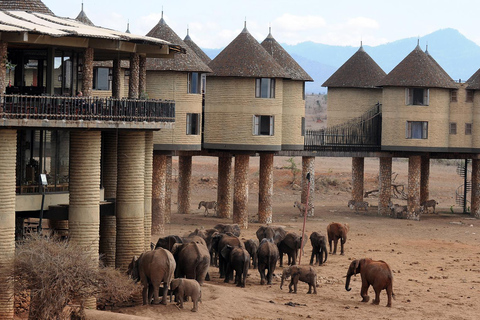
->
[221,244,232,259]
[170,279,180,290]
[354,259,361,275]
[171,243,182,255]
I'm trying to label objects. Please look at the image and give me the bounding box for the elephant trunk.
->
[323,248,328,264]
[345,274,352,291]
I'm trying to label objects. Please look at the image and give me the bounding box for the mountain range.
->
[203,28,480,94]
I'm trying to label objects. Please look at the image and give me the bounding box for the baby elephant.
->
[170,278,202,312]
[280,265,317,294]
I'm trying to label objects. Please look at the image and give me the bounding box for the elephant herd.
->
[127,221,395,312]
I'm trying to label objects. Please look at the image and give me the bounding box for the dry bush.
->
[14,235,139,319]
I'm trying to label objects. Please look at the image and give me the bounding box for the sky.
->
[43,0,480,49]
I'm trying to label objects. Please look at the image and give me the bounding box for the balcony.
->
[0,94,175,130]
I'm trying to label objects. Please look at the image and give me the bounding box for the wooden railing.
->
[0,95,175,123]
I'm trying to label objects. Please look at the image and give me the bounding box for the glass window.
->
[466,90,474,102]
[406,121,428,139]
[449,123,457,135]
[465,123,472,135]
[186,113,200,135]
[301,117,306,136]
[406,88,429,106]
[253,115,274,136]
[188,72,201,94]
[93,67,111,90]
[450,90,458,102]
[255,78,275,98]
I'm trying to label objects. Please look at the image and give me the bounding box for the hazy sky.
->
[43,0,480,49]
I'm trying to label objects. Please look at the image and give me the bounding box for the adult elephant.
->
[309,231,328,266]
[327,222,349,255]
[345,258,394,307]
[257,238,279,285]
[277,232,303,267]
[154,235,183,251]
[244,239,259,269]
[221,245,250,287]
[127,248,176,305]
[214,223,241,237]
[171,241,210,285]
[211,233,243,278]
[256,225,287,244]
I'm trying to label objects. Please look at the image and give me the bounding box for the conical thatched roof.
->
[322,45,385,88]
[145,15,211,73]
[0,0,53,15]
[466,68,480,90]
[261,30,312,81]
[183,29,211,65]
[75,4,94,26]
[379,44,456,89]
[208,25,288,78]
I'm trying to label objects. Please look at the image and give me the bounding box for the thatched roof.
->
[183,29,211,65]
[261,30,312,82]
[208,24,288,78]
[0,0,53,15]
[322,45,385,88]
[466,68,480,90]
[145,15,211,73]
[75,4,94,26]
[379,44,456,89]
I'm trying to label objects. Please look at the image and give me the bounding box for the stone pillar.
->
[178,156,192,215]
[0,129,16,319]
[112,59,121,99]
[0,41,7,94]
[378,157,392,216]
[258,153,274,223]
[116,131,145,270]
[144,132,153,251]
[407,155,421,220]
[234,154,249,229]
[301,156,315,216]
[352,157,364,203]
[165,156,172,223]
[128,53,140,99]
[152,153,167,235]
[217,156,233,219]
[471,159,480,218]
[420,155,430,204]
[139,55,147,98]
[82,47,94,97]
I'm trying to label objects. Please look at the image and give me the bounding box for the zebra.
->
[198,201,217,216]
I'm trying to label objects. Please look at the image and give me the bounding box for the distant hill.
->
[202,28,480,94]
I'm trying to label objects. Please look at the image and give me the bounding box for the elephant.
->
[154,235,183,251]
[182,235,207,247]
[345,258,394,307]
[170,278,202,312]
[309,231,328,266]
[221,245,250,287]
[211,233,243,278]
[171,241,210,285]
[327,222,349,255]
[257,238,279,285]
[213,223,241,237]
[244,239,259,269]
[277,232,303,267]
[127,248,176,305]
[280,265,317,294]
[256,225,287,244]
[188,228,208,241]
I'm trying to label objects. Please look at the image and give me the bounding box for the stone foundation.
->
[301,157,315,216]
[178,156,192,215]
[352,157,364,203]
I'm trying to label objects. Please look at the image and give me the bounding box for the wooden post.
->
[352,157,364,203]
[301,156,315,216]
[128,53,140,99]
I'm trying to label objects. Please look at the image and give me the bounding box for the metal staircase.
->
[455,160,471,213]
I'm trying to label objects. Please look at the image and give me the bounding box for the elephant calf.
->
[170,278,202,312]
[309,231,328,266]
[280,265,317,294]
[327,222,349,255]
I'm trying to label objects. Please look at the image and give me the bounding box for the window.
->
[188,72,201,94]
[406,88,429,106]
[186,113,200,135]
[255,78,275,98]
[450,90,458,102]
[466,90,474,102]
[93,67,111,90]
[301,117,306,136]
[465,123,472,135]
[449,123,457,135]
[253,115,274,136]
[406,121,428,139]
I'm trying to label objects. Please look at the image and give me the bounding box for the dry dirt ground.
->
[91,157,478,319]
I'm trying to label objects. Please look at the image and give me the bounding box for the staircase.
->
[455,160,471,213]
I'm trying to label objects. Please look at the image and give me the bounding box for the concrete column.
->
[234,154,249,229]
[112,59,121,99]
[217,156,233,218]
[128,53,140,99]
[0,129,16,319]
[301,156,315,216]
[258,153,274,223]
[144,132,153,251]
[139,55,147,98]
[471,159,480,218]
[82,47,94,97]
[116,131,145,270]
[152,153,167,235]
[0,41,7,94]
[407,155,421,220]
[378,157,392,216]
[165,156,172,223]
[420,155,430,204]
[352,157,365,203]
[177,156,192,215]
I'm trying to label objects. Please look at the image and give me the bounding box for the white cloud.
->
[273,14,326,32]
[347,17,379,29]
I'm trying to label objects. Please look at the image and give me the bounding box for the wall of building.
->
[449,83,474,149]
[281,80,305,150]
[204,77,283,150]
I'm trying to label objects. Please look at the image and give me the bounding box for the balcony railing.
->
[0,95,175,123]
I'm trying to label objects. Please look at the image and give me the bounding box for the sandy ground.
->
[83,157,480,319]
